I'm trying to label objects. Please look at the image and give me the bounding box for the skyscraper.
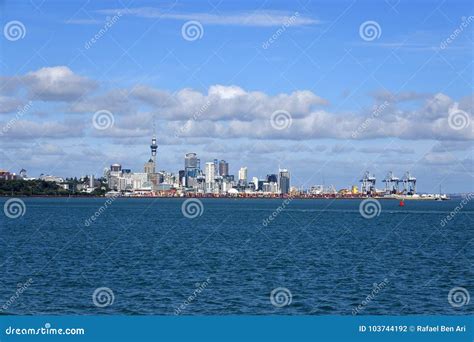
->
[219,160,229,176]
[278,169,290,194]
[238,167,248,183]
[205,162,216,193]
[184,153,199,187]
[213,159,219,177]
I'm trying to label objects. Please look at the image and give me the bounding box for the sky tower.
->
[150,135,158,163]
[150,117,158,163]
[144,117,158,179]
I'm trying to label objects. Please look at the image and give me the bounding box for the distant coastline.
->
[0,194,463,200]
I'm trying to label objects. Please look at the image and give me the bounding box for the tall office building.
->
[266,174,277,183]
[184,153,199,187]
[219,160,229,176]
[205,162,216,193]
[213,159,219,177]
[238,167,248,182]
[178,170,185,185]
[278,169,290,194]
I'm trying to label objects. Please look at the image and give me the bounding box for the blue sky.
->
[0,0,473,192]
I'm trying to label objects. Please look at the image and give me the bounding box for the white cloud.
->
[96,8,320,27]
[24,66,97,101]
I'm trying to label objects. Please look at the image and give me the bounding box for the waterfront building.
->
[39,174,65,183]
[278,169,290,194]
[0,170,16,180]
[205,162,216,193]
[238,167,248,183]
[262,182,278,193]
[110,163,122,172]
[266,174,278,183]
[185,153,199,188]
[252,177,259,191]
[219,160,229,176]
[178,170,185,186]
[213,159,219,177]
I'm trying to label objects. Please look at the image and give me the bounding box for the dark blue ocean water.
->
[0,197,472,315]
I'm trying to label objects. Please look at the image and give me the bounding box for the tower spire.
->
[150,115,158,162]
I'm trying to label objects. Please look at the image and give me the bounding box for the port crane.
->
[360,171,376,195]
[382,171,400,194]
[399,171,416,195]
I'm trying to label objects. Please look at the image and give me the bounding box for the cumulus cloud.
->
[0,96,23,114]
[24,66,97,101]
[1,67,473,144]
[371,90,430,103]
[0,120,84,139]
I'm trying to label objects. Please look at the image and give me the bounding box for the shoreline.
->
[0,194,456,200]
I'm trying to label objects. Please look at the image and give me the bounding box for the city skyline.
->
[0,1,472,192]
